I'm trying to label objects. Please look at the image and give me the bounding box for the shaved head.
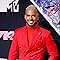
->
[25,5,38,14]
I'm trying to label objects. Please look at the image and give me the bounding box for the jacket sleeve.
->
[8,30,19,60]
[45,32,59,60]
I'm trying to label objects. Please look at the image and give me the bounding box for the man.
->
[8,5,59,60]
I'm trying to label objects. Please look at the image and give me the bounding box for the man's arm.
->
[8,30,19,60]
[46,32,59,60]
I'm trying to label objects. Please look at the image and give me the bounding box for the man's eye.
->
[32,15,35,16]
[27,15,30,16]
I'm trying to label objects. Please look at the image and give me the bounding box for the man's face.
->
[24,9,39,26]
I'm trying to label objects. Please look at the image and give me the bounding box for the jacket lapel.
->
[29,27,42,50]
[25,26,42,54]
[24,26,43,56]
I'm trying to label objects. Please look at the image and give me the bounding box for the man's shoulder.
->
[15,26,27,32]
[39,26,50,35]
[38,27,51,38]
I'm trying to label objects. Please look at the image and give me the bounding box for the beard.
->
[26,20,38,26]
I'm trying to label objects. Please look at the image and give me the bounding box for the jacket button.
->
[41,40,42,42]
[37,48,40,50]
[38,32,41,35]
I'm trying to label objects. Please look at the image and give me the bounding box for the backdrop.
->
[0,0,60,60]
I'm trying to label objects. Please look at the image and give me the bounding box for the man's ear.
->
[24,15,26,20]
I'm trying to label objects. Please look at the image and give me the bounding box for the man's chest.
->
[18,30,46,53]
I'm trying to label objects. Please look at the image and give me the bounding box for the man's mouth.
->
[26,20,37,26]
[28,20,34,24]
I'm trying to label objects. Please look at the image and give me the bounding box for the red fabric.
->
[8,25,59,60]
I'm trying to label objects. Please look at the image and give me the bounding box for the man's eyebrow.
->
[26,14,36,16]
[32,15,35,16]
[26,14,30,16]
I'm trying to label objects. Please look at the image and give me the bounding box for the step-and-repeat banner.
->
[0,0,60,60]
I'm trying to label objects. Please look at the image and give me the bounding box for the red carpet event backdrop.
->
[0,0,60,60]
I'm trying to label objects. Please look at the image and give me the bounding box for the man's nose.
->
[30,16,33,20]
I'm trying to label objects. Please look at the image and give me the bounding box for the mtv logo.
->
[0,0,19,12]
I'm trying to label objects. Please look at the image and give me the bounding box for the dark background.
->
[0,0,60,60]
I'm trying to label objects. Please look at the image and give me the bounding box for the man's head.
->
[24,5,39,27]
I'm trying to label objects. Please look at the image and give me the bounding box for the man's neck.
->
[26,23,38,30]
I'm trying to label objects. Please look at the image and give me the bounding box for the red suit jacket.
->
[8,25,59,60]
